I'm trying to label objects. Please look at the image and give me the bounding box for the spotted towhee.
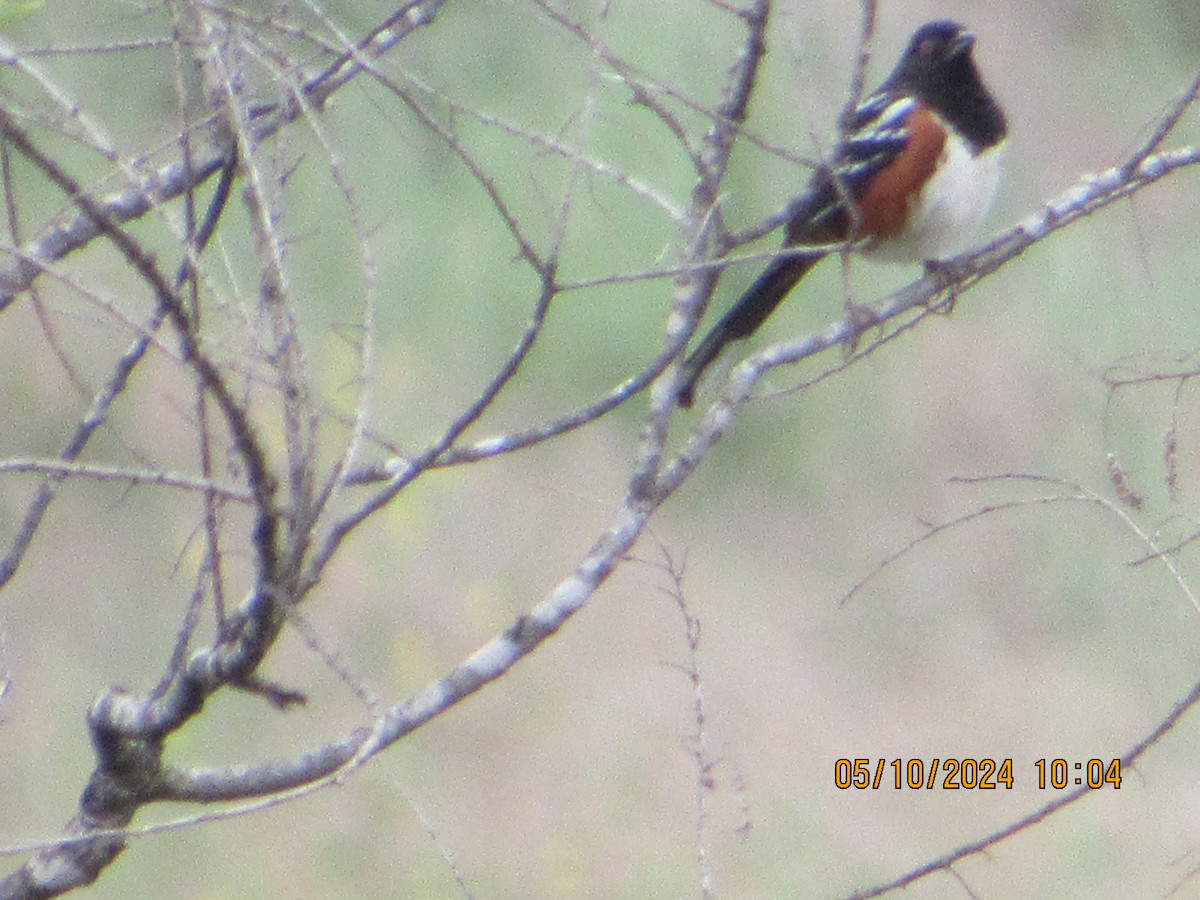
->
[675,20,1007,408]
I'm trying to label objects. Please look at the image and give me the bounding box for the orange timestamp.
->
[833,758,1122,790]
[1034,758,1122,789]
[834,758,1014,790]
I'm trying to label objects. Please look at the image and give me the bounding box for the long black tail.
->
[675,253,819,407]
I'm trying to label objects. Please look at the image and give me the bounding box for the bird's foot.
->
[843,297,879,352]
[922,257,969,314]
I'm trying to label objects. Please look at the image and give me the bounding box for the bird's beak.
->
[950,31,976,57]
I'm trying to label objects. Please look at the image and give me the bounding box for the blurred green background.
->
[1,0,1199,897]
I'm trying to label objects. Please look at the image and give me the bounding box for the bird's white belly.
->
[869,137,1004,262]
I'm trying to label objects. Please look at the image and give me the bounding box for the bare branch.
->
[0,1,449,308]
[0,458,250,502]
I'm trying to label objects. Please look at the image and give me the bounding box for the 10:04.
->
[1034,758,1121,789]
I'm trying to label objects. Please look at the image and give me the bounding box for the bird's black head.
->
[887,20,976,93]
[882,20,1006,148]
[908,20,975,60]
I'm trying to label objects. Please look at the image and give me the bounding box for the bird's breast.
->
[867,122,1004,263]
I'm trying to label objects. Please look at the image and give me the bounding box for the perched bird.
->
[675,20,1007,408]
